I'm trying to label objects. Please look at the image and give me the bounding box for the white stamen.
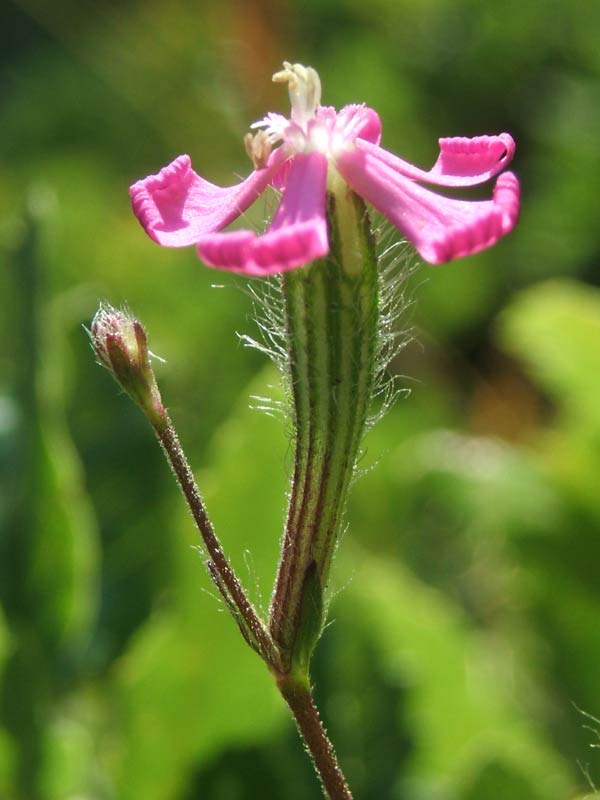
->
[272,62,321,128]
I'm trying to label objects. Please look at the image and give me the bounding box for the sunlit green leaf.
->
[498,280,600,428]
[338,549,575,799]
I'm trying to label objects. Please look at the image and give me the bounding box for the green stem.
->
[278,675,353,800]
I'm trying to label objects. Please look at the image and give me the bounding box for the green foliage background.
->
[1,1,600,798]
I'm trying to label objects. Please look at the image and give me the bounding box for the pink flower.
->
[130,63,519,276]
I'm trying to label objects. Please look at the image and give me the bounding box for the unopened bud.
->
[90,304,165,427]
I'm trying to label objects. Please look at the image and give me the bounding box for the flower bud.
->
[90,304,165,428]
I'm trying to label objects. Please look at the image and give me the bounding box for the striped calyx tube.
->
[269,167,379,683]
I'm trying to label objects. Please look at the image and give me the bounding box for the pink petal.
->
[129,148,289,247]
[331,104,382,146]
[196,151,329,276]
[271,159,291,191]
[356,132,515,187]
[335,146,520,264]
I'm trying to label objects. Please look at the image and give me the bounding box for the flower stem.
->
[278,675,353,800]
[153,413,283,671]
[154,410,351,796]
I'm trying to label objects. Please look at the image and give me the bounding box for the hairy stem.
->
[153,414,282,671]
[278,675,353,800]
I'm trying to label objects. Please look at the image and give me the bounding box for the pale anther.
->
[244,130,272,169]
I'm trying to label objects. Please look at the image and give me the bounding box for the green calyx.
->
[269,178,379,674]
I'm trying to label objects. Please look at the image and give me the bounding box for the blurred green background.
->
[2,0,600,798]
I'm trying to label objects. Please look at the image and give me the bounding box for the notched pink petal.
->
[432,133,515,183]
[197,151,329,276]
[129,149,288,247]
[197,223,328,277]
[426,171,520,263]
[335,147,520,265]
[356,132,515,187]
[195,230,257,271]
[336,104,382,145]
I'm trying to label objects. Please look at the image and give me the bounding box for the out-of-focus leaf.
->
[1,203,100,651]
[337,549,574,799]
[0,726,16,800]
[498,280,600,427]
[0,608,10,687]
[40,715,97,800]
[28,268,100,652]
[0,609,15,795]
[515,74,600,279]
[29,420,99,650]
[497,279,600,507]
[0,208,101,799]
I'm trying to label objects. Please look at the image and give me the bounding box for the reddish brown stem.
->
[154,415,282,671]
